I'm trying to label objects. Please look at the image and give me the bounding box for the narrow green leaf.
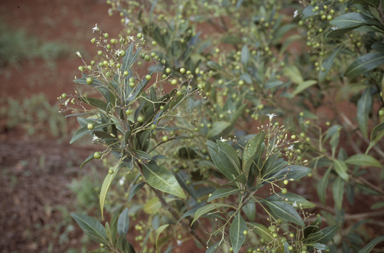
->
[206,241,221,253]
[242,202,256,222]
[333,159,349,182]
[266,193,316,209]
[262,200,305,227]
[345,52,384,78]
[358,236,384,253]
[370,201,384,210]
[241,45,250,69]
[367,122,384,153]
[316,225,338,243]
[71,213,108,244]
[207,121,231,138]
[207,188,241,202]
[268,165,311,181]
[155,224,169,252]
[248,222,274,241]
[330,13,381,29]
[319,46,343,83]
[100,163,121,219]
[326,27,355,38]
[208,143,239,180]
[79,97,108,111]
[80,153,94,169]
[307,243,329,251]
[357,89,372,138]
[192,204,233,225]
[283,65,303,84]
[117,208,129,237]
[242,133,265,178]
[217,141,241,173]
[142,163,186,198]
[128,182,146,202]
[284,242,291,253]
[229,213,247,253]
[345,154,381,168]
[292,80,317,96]
[332,177,345,210]
[70,126,90,144]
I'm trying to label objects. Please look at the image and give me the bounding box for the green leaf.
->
[345,52,384,78]
[333,159,349,182]
[242,202,256,222]
[262,200,305,227]
[80,153,94,169]
[284,242,290,253]
[207,61,222,71]
[128,182,146,202]
[367,122,384,153]
[345,154,381,168]
[357,89,372,138]
[268,165,311,181]
[332,177,345,210]
[142,163,185,198]
[71,213,108,244]
[370,201,384,210]
[330,13,381,29]
[122,45,141,72]
[292,80,317,96]
[283,65,303,84]
[100,163,121,219]
[358,236,384,253]
[192,203,233,225]
[326,27,356,38]
[144,197,161,214]
[241,45,250,69]
[248,222,274,241]
[118,208,129,237]
[307,243,329,251]
[155,224,169,252]
[217,141,241,173]
[70,126,91,144]
[266,193,316,209]
[206,241,221,253]
[207,188,241,202]
[79,97,108,111]
[230,213,247,253]
[207,121,231,138]
[316,225,338,243]
[207,141,239,180]
[242,133,265,178]
[319,46,343,83]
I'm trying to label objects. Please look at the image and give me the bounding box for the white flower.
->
[220,137,225,142]
[92,135,98,142]
[116,49,123,56]
[76,51,82,58]
[64,98,70,106]
[331,26,338,30]
[293,10,298,18]
[292,201,298,207]
[119,176,125,186]
[288,145,294,150]
[92,23,99,33]
[125,17,130,25]
[177,240,182,246]
[266,113,277,121]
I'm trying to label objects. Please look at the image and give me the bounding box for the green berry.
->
[162,136,169,142]
[137,33,143,39]
[86,77,93,85]
[152,41,157,46]
[180,68,186,74]
[243,230,248,235]
[145,75,152,80]
[94,152,101,159]
[61,93,67,98]
[108,169,114,174]
[137,115,144,122]
[281,188,288,194]
[166,68,171,73]
[126,109,132,115]
[171,79,177,85]
[87,123,94,130]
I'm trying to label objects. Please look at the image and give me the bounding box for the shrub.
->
[61,0,384,252]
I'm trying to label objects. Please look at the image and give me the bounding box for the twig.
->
[354,176,384,196]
